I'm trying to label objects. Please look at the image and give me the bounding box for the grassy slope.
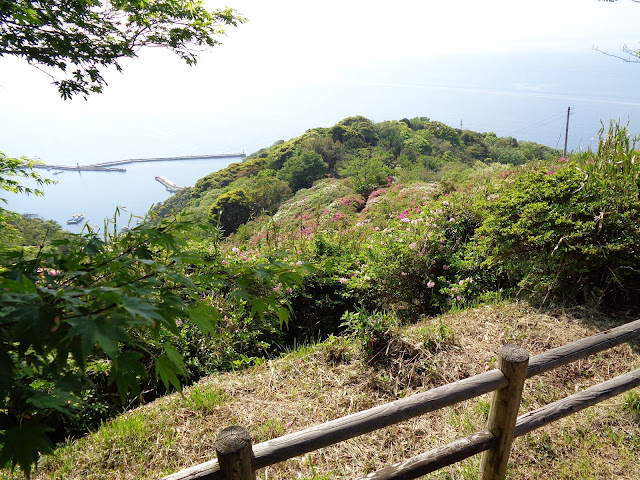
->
[26,302,640,480]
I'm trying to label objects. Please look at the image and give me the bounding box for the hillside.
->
[29,302,640,479]
[150,115,559,228]
[3,117,640,479]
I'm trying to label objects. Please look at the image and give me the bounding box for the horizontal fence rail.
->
[356,368,640,480]
[163,318,640,480]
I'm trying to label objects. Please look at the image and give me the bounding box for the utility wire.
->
[508,111,566,137]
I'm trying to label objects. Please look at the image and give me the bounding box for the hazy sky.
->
[1,0,639,164]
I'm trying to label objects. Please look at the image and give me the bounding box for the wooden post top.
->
[499,344,529,365]
[216,426,252,455]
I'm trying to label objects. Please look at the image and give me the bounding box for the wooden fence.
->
[163,319,640,480]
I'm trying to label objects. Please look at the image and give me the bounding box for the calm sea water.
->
[7,157,241,232]
[6,52,640,230]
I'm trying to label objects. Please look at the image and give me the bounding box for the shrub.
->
[277,149,328,191]
[472,159,640,304]
[208,188,252,235]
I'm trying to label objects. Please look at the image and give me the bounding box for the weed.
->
[181,386,228,414]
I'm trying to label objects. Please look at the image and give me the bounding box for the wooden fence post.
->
[216,426,256,480]
[480,344,529,480]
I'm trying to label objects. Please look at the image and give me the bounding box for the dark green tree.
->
[277,149,328,191]
[338,149,390,197]
[208,188,252,234]
[0,0,244,98]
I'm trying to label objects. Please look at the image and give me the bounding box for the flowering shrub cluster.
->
[222,124,640,327]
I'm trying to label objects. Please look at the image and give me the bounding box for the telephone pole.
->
[563,107,571,157]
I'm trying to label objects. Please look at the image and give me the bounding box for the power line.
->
[507,111,566,137]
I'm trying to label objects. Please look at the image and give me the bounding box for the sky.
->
[1,0,639,165]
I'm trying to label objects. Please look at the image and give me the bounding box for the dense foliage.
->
[0,157,305,476]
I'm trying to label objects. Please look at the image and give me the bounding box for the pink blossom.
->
[409,242,418,249]
[48,269,60,276]
[242,256,247,262]
[456,295,462,301]
[297,260,302,266]
[459,279,465,285]
[339,277,347,284]
[401,217,410,223]
[401,272,407,276]
[427,280,435,288]
[232,247,239,253]
[222,260,228,265]
[443,200,450,206]
[443,264,450,270]
[286,287,293,294]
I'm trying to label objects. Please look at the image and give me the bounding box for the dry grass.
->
[21,301,640,480]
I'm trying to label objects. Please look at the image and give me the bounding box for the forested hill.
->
[151,115,559,228]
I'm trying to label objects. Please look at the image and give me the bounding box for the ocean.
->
[5,52,640,230]
[7,157,242,232]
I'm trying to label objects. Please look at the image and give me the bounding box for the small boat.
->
[66,213,85,224]
[52,170,64,175]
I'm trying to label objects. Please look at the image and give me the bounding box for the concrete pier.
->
[155,176,184,193]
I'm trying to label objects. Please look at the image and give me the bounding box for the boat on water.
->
[66,213,85,225]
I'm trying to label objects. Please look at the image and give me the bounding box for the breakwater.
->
[31,152,246,173]
[92,152,246,167]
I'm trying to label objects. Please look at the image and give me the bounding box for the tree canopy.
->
[0,0,244,98]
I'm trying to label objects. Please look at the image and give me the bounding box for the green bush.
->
[208,188,252,235]
[472,160,640,303]
[277,149,328,191]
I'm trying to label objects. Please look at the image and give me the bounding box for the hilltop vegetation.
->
[3,116,640,477]
[151,115,558,228]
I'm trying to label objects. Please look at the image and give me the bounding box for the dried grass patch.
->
[29,301,640,480]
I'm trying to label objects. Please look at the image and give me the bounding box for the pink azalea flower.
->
[339,277,347,284]
[427,280,435,288]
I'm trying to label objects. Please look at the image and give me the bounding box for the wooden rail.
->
[163,318,640,480]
